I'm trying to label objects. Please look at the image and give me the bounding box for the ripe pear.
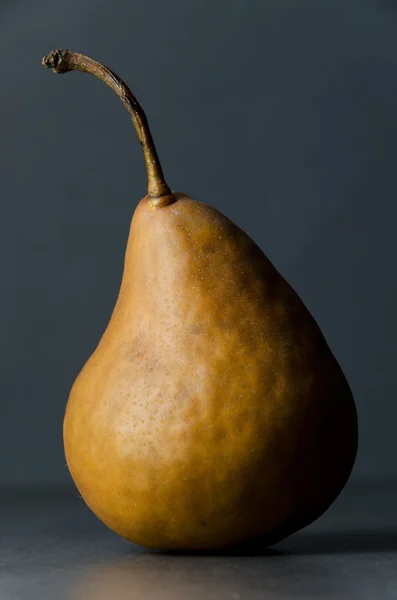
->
[42,49,358,551]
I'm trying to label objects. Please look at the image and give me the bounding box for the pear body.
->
[64,193,357,550]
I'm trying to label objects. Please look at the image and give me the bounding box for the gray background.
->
[0,0,396,484]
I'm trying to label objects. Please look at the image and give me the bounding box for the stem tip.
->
[42,49,69,73]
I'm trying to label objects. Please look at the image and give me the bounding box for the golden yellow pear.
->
[42,49,358,551]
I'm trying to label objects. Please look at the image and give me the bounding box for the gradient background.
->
[1,0,396,484]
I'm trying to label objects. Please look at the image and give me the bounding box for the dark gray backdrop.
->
[1,0,396,483]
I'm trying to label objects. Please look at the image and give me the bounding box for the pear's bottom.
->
[70,471,354,552]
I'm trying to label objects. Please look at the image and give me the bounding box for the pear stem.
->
[42,49,175,208]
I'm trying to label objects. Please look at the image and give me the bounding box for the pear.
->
[42,49,358,551]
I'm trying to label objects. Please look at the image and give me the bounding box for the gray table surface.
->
[1,479,396,599]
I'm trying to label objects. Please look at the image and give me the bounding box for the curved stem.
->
[42,48,175,208]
